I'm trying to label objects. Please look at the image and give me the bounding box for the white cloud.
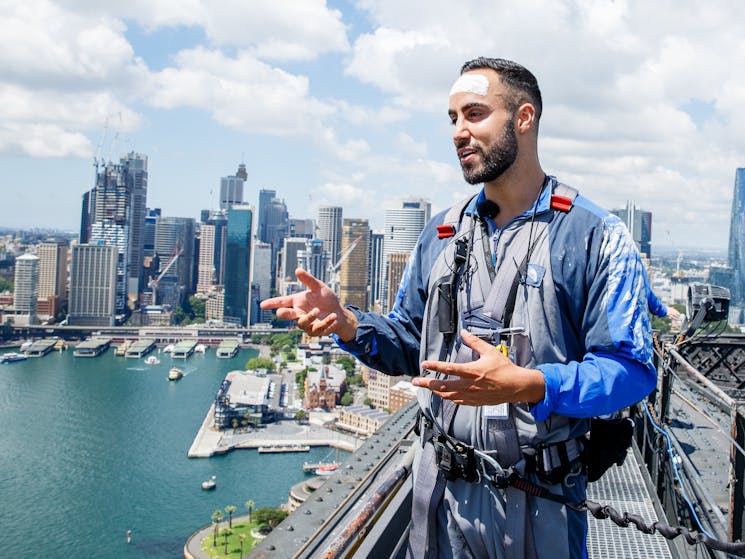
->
[147,47,334,136]
[316,182,365,205]
[202,0,349,61]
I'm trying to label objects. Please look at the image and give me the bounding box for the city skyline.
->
[2,1,745,250]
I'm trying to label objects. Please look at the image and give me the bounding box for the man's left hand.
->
[412,330,546,406]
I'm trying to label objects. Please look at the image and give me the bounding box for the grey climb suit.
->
[337,178,656,558]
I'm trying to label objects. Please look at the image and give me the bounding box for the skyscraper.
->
[258,189,277,243]
[68,244,118,326]
[299,239,329,284]
[265,197,289,270]
[153,216,195,308]
[339,219,370,310]
[386,252,410,313]
[368,231,384,311]
[381,199,430,312]
[37,241,68,321]
[13,254,39,326]
[318,206,343,266]
[220,165,246,210]
[251,241,272,324]
[729,168,745,305]
[611,201,652,259]
[81,152,148,312]
[223,204,254,327]
[197,224,217,294]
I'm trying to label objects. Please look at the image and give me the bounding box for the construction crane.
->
[327,235,363,295]
[148,244,183,306]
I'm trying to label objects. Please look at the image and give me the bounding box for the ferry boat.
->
[115,340,131,356]
[19,341,33,352]
[201,475,216,490]
[168,367,184,381]
[1,352,28,364]
[194,344,207,353]
[144,355,160,365]
[162,344,175,353]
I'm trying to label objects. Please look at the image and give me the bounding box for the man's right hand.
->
[259,268,359,342]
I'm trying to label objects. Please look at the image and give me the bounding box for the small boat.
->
[194,344,207,353]
[19,341,33,352]
[201,475,216,490]
[145,355,160,365]
[1,352,28,364]
[162,344,175,353]
[315,463,340,476]
[168,367,183,381]
[54,340,67,351]
[115,340,131,356]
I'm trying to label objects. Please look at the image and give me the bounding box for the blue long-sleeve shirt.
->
[338,182,656,421]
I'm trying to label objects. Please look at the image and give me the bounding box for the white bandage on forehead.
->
[449,73,489,96]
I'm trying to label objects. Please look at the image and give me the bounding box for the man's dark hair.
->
[460,57,542,124]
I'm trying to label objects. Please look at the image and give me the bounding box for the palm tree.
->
[222,527,233,554]
[239,533,247,559]
[225,505,237,528]
[211,510,223,547]
[245,500,255,524]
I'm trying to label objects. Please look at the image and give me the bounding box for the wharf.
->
[216,339,240,358]
[172,340,197,359]
[25,338,58,357]
[73,337,111,358]
[125,339,156,358]
[188,409,358,458]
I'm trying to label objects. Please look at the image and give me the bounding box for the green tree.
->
[189,295,206,320]
[222,527,233,554]
[295,409,308,422]
[245,500,255,524]
[340,392,354,406]
[246,356,276,371]
[363,397,373,408]
[253,507,289,528]
[0,277,12,292]
[336,355,356,375]
[225,505,237,528]
[239,533,247,559]
[211,510,223,547]
[347,374,363,386]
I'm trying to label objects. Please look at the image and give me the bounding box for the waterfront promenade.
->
[188,410,360,458]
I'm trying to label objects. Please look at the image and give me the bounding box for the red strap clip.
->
[436,224,456,239]
[550,194,573,212]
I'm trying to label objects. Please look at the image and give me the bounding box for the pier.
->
[73,337,111,358]
[25,338,58,357]
[172,340,197,359]
[125,339,156,358]
[216,339,240,358]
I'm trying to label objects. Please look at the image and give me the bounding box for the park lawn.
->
[200,521,260,559]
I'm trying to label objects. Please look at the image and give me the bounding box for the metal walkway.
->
[587,450,674,558]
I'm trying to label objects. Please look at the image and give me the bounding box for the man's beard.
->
[461,119,518,185]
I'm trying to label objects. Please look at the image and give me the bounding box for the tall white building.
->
[317,206,343,266]
[68,244,118,326]
[14,253,39,325]
[381,198,430,312]
[197,224,217,294]
[251,241,272,324]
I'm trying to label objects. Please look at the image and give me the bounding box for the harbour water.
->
[0,347,334,558]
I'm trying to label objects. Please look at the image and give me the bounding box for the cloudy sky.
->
[2,0,744,251]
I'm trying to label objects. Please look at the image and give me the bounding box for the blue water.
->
[0,348,333,558]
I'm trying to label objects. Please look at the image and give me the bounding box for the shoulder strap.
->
[436,194,477,239]
[550,182,579,212]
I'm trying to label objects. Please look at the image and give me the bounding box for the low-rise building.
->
[304,365,346,410]
[336,405,390,436]
[213,370,275,429]
[389,380,417,413]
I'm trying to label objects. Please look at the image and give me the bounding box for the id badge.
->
[482,403,509,420]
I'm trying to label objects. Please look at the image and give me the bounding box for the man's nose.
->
[452,117,471,145]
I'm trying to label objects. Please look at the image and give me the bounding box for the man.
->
[261,57,656,558]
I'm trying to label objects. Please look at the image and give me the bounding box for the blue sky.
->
[2,0,745,250]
